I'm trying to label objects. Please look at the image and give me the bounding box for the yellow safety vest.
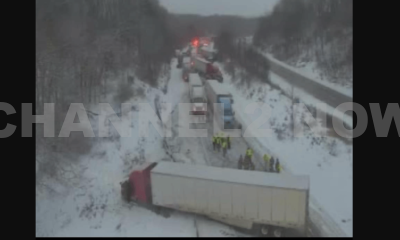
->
[246,149,252,157]
[277,164,282,172]
[263,154,270,162]
[212,137,216,143]
[222,141,227,149]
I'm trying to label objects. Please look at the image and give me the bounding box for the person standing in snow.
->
[270,156,275,172]
[263,153,271,172]
[246,147,253,162]
[222,139,228,157]
[275,158,282,173]
[216,135,221,152]
[226,135,231,149]
[212,134,217,151]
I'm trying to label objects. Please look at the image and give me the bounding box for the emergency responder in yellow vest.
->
[238,155,243,169]
[246,147,253,162]
[263,153,271,172]
[226,135,231,149]
[270,157,275,172]
[243,156,249,170]
[275,158,282,173]
[216,135,221,152]
[212,135,217,151]
[222,138,228,157]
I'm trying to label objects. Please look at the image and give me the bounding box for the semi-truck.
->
[120,161,310,237]
[188,73,207,117]
[199,46,216,62]
[191,56,223,82]
[204,80,241,130]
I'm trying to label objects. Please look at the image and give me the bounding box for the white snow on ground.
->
[217,67,353,237]
[260,52,353,98]
[36,59,240,237]
[269,71,353,130]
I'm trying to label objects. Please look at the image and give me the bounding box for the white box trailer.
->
[188,73,207,116]
[150,161,309,236]
[189,73,203,87]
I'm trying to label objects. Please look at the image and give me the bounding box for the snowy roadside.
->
[260,51,352,98]
[217,67,352,237]
[269,71,353,130]
[36,70,174,237]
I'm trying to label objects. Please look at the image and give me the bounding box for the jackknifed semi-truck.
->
[120,161,310,237]
[191,56,223,82]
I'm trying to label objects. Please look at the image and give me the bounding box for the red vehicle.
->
[191,56,223,82]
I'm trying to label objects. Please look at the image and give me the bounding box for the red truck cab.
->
[121,162,158,204]
[206,64,223,82]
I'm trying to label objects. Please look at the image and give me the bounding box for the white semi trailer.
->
[121,161,310,237]
[188,73,207,117]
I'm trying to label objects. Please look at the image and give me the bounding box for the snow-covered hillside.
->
[263,52,352,98]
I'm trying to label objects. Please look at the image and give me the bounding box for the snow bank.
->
[261,51,353,98]
[269,72,353,130]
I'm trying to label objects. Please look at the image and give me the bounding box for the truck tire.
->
[260,225,269,236]
[272,227,283,237]
[253,224,269,237]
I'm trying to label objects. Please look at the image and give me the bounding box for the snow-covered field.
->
[35,59,247,237]
[216,66,353,236]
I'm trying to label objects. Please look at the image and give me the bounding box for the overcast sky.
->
[159,0,280,17]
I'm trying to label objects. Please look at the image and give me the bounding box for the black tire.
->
[271,226,283,237]
[253,224,269,237]
[260,225,270,236]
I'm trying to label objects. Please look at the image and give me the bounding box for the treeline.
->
[167,14,259,47]
[215,29,270,84]
[253,0,353,82]
[36,0,174,107]
[36,0,174,182]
